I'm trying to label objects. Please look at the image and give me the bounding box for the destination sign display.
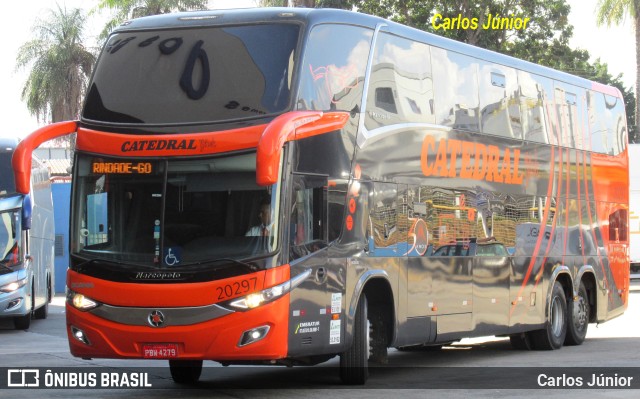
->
[92,161,153,174]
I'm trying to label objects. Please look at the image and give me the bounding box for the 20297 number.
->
[216,278,258,301]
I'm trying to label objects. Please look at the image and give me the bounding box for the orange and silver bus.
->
[12,8,629,384]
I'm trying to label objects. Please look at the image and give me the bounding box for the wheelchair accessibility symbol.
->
[163,247,182,266]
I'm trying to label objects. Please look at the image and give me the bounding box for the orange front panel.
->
[66,294,290,360]
[67,265,289,307]
[591,150,630,306]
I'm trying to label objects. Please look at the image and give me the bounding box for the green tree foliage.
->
[16,5,96,123]
[96,0,208,40]
[596,0,639,140]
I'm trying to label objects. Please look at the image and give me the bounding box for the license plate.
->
[142,343,179,359]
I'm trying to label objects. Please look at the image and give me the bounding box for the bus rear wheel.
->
[565,281,589,346]
[169,360,202,384]
[530,281,567,350]
[340,294,369,385]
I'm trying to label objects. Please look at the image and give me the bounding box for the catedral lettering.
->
[11,8,629,387]
[121,139,197,152]
[421,136,524,184]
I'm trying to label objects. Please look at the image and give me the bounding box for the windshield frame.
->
[81,22,303,128]
[70,150,284,270]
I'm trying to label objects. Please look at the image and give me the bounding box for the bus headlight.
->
[0,278,26,293]
[67,291,100,311]
[226,269,311,311]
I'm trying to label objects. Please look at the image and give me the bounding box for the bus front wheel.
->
[169,360,202,384]
[340,294,369,385]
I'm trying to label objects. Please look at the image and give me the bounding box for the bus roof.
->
[113,7,620,99]
[0,136,19,150]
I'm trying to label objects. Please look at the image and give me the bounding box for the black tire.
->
[14,286,34,330]
[34,278,50,320]
[169,360,203,384]
[530,281,567,350]
[509,332,534,350]
[368,305,388,364]
[13,313,31,330]
[565,281,589,346]
[340,294,369,385]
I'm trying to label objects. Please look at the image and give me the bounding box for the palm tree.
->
[596,0,640,131]
[15,5,96,123]
[96,0,208,40]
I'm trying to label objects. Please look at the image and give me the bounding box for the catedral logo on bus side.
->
[420,136,524,184]
[121,139,197,152]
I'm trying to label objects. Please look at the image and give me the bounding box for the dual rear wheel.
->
[510,280,589,350]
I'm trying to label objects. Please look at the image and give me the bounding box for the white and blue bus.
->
[0,136,54,329]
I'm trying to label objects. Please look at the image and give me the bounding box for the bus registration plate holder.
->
[142,343,179,359]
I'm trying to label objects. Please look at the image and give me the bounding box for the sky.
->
[0,0,634,140]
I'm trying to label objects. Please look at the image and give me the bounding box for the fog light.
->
[6,298,23,310]
[71,326,91,345]
[238,325,270,347]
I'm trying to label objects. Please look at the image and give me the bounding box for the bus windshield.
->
[71,152,280,268]
[83,23,299,125]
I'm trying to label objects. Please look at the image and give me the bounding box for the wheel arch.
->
[347,271,396,347]
[576,266,598,323]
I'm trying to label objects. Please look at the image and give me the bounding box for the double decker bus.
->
[1,136,54,329]
[12,8,629,384]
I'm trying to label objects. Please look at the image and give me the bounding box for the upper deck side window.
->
[588,91,627,155]
[554,84,585,150]
[479,63,521,139]
[83,23,300,125]
[518,70,554,145]
[296,24,372,113]
[364,32,434,130]
[431,48,480,132]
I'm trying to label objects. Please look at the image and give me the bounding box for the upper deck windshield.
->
[71,152,280,268]
[83,23,299,125]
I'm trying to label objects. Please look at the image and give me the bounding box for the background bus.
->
[1,136,55,329]
[12,8,629,385]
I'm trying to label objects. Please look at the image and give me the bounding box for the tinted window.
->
[431,48,480,132]
[518,71,554,144]
[297,24,371,112]
[478,63,521,138]
[72,152,281,267]
[83,24,299,125]
[554,84,584,150]
[589,91,627,155]
[364,32,434,130]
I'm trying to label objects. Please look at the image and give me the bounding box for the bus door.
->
[287,174,342,356]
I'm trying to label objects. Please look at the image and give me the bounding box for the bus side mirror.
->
[22,194,32,230]
[256,111,349,186]
[12,121,77,194]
